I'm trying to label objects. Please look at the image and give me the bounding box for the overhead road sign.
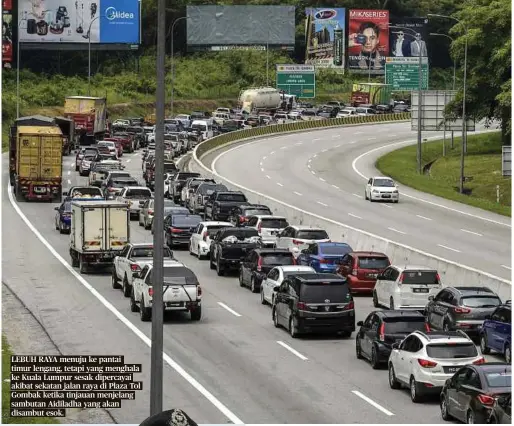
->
[276,64,316,99]
[385,57,429,90]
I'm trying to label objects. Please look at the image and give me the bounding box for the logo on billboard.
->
[314,9,337,20]
[105,6,135,20]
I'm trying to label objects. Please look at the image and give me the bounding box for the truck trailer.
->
[64,96,107,146]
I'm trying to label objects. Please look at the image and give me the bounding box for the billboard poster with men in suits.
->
[389,17,428,58]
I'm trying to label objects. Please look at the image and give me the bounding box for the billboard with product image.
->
[304,7,346,70]
[3,2,13,69]
[348,9,389,75]
[389,17,428,58]
[17,0,140,44]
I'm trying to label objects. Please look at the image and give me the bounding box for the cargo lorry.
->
[11,124,64,202]
[69,200,130,273]
[64,96,107,146]
[238,87,282,114]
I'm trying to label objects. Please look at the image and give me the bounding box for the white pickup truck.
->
[112,243,175,297]
[129,262,202,321]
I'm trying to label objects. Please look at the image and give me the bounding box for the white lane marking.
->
[319,178,326,182]
[332,134,340,138]
[460,229,483,237]
[126,159,131,163]
[259,161,263,167]
[348,213,362,219]
[350,141,357,144]
[67,179,71,185]
[332,185,339,189]
[71,163,75,168]
[416,215,432,221]
[308,164,311,169]
[217,302,242,317]
[334,144,341,148]
[295,142,303,146]
[260,168,264,172]
[312,138,321,142]
[294,191,303,196]
[277,182,283,187]
[308,159,312,163]
[388,227,406,235]
[67,170,71,176]
[262,156,267,160]
[311,171,316,175]
[355,131,364,134]
[351,390,394,416]
[390,134,397,137]
[367,137,377,140]
[501,265,511,270]
[6,184,244,425]
[317,201,328,207]
[352,193,363,199]
[270,151,276,155]
[276,341,308,361]
[382,204,393,209]
[437,244,461,253]
[280,146,287,150]
[313,154,318,158]
[321,149,328,153]
[351,135,510,228]
[265,175,271,179]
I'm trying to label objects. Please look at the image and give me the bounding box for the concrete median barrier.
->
[190,118,512,302]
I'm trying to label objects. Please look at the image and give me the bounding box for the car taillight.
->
[297,301,307,310]
[171,227,182,233]
[319,258,329,264]
[202,231,208,241]
[417,359,437,368]
[197,286,202,297]
[398,273,404,284]
[378,323,385,341]
[108,187,116,192]
[454,307,471,314]
[425,322,431,332]
[148,209,153,215]
[148,287,153,297]
[130,264,141,272]
[257,222,262,233]
[473,357,486,365]
[436,273,441,283]
[351,269,358,276]
[257,257,262,272]
[477,394,495,406]
[198,195,202,202]
[343,301,354,311]
[292,239,303,245]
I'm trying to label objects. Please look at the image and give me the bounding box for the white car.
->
[115,186,152,219]
[365,176,399,203]
[336,109,357,118]
[260,265,315,305]
[97,141,118,157]
[78,153,97,176]
[388,330,485,402]
[275,225,330,257]
[245,215,289,248]
[373,265,442,311]
[189,221,233,259]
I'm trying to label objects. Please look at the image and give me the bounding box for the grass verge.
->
[2,336,57,424]
[376,132,511,216]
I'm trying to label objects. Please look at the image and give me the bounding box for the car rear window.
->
[460,296,502,308]
[320,244,352,255]
[300,283,349,303]
[261,254,294,265]
[113,179,138,187]
[131,247,172,258]
[260,219,288,229]
[485,371,512,388]
[244,208,271,216]
[164,208,189,217]
[383,318,426,334]
[222,229,259,239]
[402,270,440,285]
[296,230,329,240]
[425,343,478,359]
[205,225,227,236]
[70,188,102,197]
[172,216,202,226]
[126,189,152,198]
[358,256,390,269]
[199,185,227,195]
[218,193,247,202]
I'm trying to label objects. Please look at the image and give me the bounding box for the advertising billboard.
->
[348,9,389,75]
[3,0,13,68]
[186,5,295,52]
[17,0,140,44]
[389,17,428,58]
[304,8,346,70]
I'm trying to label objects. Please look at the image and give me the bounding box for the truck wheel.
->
[130,290,139,312]
[79,256,87,274]
[71,254,79,267]
[111,270,121,289]
[190,306,202,321]
[140,298,151,321]
[9,172,15,186]
[123,276,132,297]
[14,183,24,202]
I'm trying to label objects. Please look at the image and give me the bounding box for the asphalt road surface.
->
[2,128,504,424]
[208,121,511,281]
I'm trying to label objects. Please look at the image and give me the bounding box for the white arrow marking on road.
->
[217,302,242,317]
[276,341,308,361]
[460,229,483,237]
[437,244,461,253]
[351,391,394,416]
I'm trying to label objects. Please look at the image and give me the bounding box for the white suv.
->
[365,176,399,203]
[388,330,485,402]
[245,215,289,248]
[373,265,442,311]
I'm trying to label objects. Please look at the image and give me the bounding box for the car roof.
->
[412,330,472,342]
[123,186,150,191]
[351,251,389,257]
[254,248,292,255]
[318,242,350,247]
[277,265,315,272]
[250,215,286,220]
[242,204,269,209]
[372,176,393,180]
[378,310,425,319]
[291,225,326,231]
[392,264,437,271]
[200,221,233,226]
[451,287,497,295]
[288,273,345,282]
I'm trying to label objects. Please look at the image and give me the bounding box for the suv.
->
[425,286,502,339]
[480,302,511,363]
[337,251,391,294]
[272,273,355,338]
[373,265,442,311]
[245,215,289,248]
[388,330,485,402]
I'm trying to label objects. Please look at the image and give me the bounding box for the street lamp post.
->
[16,19,22,119]
[169,16,189,117]
[88,15,107,95]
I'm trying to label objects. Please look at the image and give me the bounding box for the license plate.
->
[382,194,391,198]
[413,288,429,293]
[34,187,47,193]
[167,302,182,307]
[444,366,460,374]
[367,273,378,279]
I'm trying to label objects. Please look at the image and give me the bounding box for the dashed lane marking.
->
[416,215,432,221]
[293,191,303,196]
[501,265,511,270]
[437,244,461,253]
[276,341,308,361]
[331,185,339,189]
[388,227,406,235]
[460,229,483,237]
[217,302,242,317]
[348,213,362,219]
[67,179,71,185]
[351,391,394,416]
[319,178,326,182]
[352,193,363,199]
[317,201,328,207]
[265,175,271,179]
[277,183,283,187]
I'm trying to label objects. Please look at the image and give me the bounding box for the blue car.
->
[296,242,353,273]
[54,200,72,234]
[480,301,511,363]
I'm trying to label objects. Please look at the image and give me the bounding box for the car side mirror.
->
[392,342,400,350]
[54,206,59,210]
[357,321,364,327]
[376,274,383,280]
[428,295,434,301]
[484,314,491,320]
[132,272,140,278]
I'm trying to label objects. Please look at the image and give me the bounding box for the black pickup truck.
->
[209,227,260,276]
[204,191,249,221]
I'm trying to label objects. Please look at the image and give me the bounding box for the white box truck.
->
[70,200,130,273]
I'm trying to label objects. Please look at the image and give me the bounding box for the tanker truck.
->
[238,87,282,114]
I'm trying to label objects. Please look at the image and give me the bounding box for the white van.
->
[191,120,214,140]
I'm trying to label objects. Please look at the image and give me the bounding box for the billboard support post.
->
[150,0,166,415]
[170,16,189,117]
[16,20,21,119]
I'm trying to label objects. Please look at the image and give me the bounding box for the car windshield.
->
[320,244,352,255]
[125,189,152,198]
[302,111,316,116]
[164,163,177,172]
[218,194,247,202]
[358,256,390,269]
[425,343,478,359]
[296,230,329,240]
[300,283,348,303]
[283,271,315,278]
[244,208,271,216]
[113,179,138,187]
[83,154,96,160]
[461,296,502,308]
[172,216,202,226]
[260,218,288,229]
[261,254,294,266]
[165,208,189,216]
[402,271,440,285]
[131,247,172,258]
[222,229,259,239]
[374,179,395,187]
[383,318,426,334]
[485,371,512,388]
[70,188,102,197]
[205,225,228,236]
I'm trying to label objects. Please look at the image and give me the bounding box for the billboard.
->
[389,17,428,58]
[17,0,140,44]
[3,0,13,68]
[304,8,346,70]
[348,9,389,74]
[186,5,295,51]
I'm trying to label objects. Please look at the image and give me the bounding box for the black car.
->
[356,310,427,369]
[152,206,189,235]
[239,249,294,293]
[440,363,511,424]
[164,214,202,247]
[204,191,249,221]
[272,273,355,338]
[489,393,511,424]
[229,204,272,226]
[425,286,502,339]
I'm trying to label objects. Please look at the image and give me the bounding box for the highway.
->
[208,121,511,281]
[3,121,508,424]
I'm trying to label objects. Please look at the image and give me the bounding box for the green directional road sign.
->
[276,64,316,98]
[385,57,429,91]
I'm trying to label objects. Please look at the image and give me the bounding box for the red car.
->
[103,138,124,157]
[336,251,391,294]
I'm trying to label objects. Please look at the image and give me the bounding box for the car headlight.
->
[372,189,379,193]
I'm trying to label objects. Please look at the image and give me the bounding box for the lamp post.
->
[430,32,456,150]
[428,14,468,193]
[169,16,189,117]
[88,15,107,95]
[16,19,23,119]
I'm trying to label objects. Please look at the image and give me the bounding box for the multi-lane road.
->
[2,121,508,424]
